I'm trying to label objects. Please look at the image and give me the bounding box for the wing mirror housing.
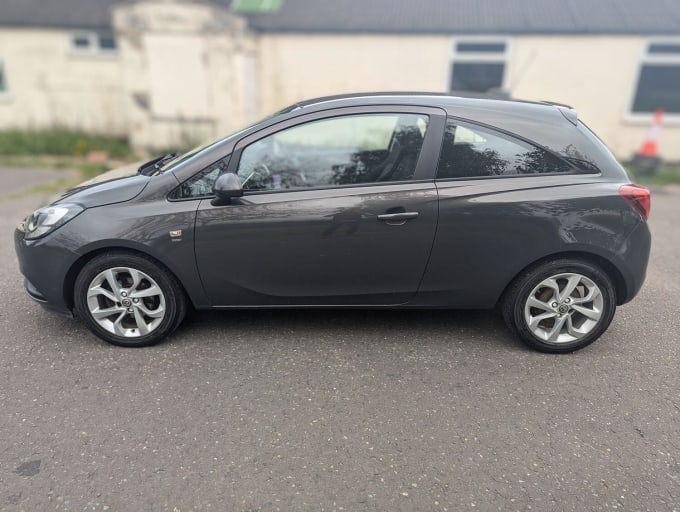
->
[212,173,243,205]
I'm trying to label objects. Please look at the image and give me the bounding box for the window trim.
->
[434,117,599,181]
[449,36,510,93]
[626,38,680,123]
[70,31,117,54]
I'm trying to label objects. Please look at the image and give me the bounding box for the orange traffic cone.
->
[633,109,663,174]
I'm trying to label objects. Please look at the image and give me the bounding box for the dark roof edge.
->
[247,26,680,36]
[0,22,113,31]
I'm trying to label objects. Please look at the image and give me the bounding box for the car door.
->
[193,106,446,306]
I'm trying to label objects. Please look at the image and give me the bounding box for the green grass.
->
[0,129,132,159]
[626,165,680,187]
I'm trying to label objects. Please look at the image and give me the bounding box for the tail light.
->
[619,184,651,220]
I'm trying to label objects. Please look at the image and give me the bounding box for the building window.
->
[631,41,680,114]
[71,32,117,53]
[449,40,507,94]
[0,60,7,95]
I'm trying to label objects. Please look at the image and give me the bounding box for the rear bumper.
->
[617,219,651,305]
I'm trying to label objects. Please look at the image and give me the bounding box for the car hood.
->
[55,163,151,208]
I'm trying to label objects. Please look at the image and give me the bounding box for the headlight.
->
[23,203,84,240]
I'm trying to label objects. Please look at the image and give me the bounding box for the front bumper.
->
[23,278,73,317]
[14,227,77,317]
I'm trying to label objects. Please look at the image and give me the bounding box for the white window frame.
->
[626,38,680,123]
[449,37,510,93]
[70,31,117,54]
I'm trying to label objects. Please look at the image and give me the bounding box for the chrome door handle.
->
[377,212,419,225]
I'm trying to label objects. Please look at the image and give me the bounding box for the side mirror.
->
[212,173,243,205]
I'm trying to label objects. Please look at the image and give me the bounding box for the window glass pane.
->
[648,44,680,54]
[172,157,230,199]
[437,123,571,179]
[450,62,504,93]
[98,34,117,50]
[72,35,90,49]
[0,63,7,93]
[632,65,680,113]
[456,42,505,53]
[237,113,429,191]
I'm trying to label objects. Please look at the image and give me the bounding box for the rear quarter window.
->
[437,121,572,179]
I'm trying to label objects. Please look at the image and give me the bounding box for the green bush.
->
[0,129,131,159]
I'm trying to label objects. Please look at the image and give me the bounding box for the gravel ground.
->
[0,169,678,511]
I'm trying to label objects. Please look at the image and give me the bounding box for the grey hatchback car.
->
[15,93,651,352]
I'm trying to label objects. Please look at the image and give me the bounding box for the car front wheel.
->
[74,252,186,347]
[502,259,617,353]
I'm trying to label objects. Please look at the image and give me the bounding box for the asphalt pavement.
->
[0,168,678,511]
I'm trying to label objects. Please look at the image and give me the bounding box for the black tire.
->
[74,251,187,347]
[501,259,617,353]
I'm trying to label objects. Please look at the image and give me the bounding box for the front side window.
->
[236,113,429,192]
[170,157,230,199]
[450,40,507,94]
[631,41,680,114]
[437,122,571,179]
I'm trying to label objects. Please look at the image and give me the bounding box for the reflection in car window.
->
[437,122,571,179]
[170,157,230,199]
[236,113,429,192]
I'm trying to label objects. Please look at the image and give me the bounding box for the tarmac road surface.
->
[0,168,678,511]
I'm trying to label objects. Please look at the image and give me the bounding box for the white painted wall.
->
[0,27,126,135]
[112,0,253,149]
[257,34,451,114]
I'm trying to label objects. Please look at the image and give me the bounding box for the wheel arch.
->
[497,250,628,308]
[63,246,195,311]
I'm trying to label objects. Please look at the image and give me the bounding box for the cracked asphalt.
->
[0,168,678,511]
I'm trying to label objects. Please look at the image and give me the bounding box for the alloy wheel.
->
[86,267,166,338]
[523,272,604,344]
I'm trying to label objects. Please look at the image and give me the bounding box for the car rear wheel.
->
[502,259,617,353]
[74,252,186,347]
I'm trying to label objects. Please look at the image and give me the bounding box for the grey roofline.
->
[2,23,679,35]
[246,27,680,36]
[0,21,113,31]
[2,0,680,35]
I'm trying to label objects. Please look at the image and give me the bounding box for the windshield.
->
[158,103,302,174]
